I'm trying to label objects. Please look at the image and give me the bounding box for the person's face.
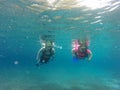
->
[79,47,86,52]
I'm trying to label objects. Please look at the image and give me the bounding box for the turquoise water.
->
[0,0,120,90]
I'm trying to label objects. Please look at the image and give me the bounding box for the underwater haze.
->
[0,0,120,90]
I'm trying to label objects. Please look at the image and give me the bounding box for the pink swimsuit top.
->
[73,40,91,57]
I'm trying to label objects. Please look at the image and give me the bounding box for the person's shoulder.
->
[40,47,45,51]
[87,49,92,54]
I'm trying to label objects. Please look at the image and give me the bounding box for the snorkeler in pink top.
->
[72,39,92,61]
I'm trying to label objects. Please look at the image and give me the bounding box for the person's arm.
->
[72,49,76,57]
[51,48,55,60]
[87,49,93,61]
[36,47,43,61]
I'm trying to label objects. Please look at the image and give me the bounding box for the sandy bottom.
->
[0,64,120,90]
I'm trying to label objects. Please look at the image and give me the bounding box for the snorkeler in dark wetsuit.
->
[36,41,55,66]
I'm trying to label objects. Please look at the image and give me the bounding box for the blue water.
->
[0,0,120,90]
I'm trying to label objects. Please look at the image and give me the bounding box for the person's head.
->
[45,41,53,47]
[78,46,86,52]
[45,41,53,50]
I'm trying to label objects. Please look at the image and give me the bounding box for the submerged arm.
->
[36,47,43,60]
[87,49,93,61]
[72,49,76,57]
[50,48,55,60]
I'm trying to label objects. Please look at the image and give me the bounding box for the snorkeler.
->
[36,40,55,66]
[72,39,92,61]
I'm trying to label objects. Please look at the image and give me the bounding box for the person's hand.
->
[88,57,91,61]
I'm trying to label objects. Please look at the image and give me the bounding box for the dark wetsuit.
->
[40,47,54,64]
